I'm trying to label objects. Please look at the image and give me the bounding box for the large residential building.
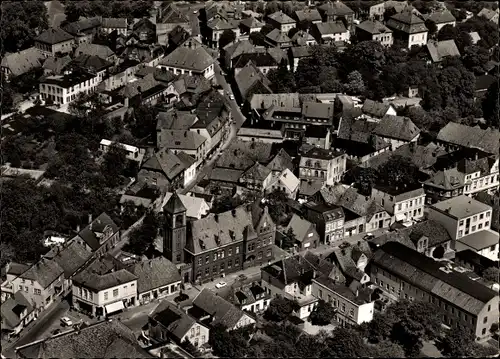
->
[436,122,500,156]
[157,38,215,79]
[39,70,100,105]
[34,28,75,57]
[72,255,138,318]
[318,1,355,27]
[371,184,426,224]
[101,18,128,36]
[304,202,345,244]
[1,291,36,340]
[369,242,499,340]
[422,10,456,31]
[312,276,375,326]
[428,195,493,240]
[299,147,346,186]
[266,11,296,32]
[311,21,350,44]
[355,20,393,47]
[386,11,428,48]
[1,47,45,81]
[73,213,120,257]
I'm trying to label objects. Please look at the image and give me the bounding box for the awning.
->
[395,214,405,222]
[105,301,124,315]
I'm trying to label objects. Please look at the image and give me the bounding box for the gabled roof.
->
[361,99,393,118]
[223,39,260,60]
[141,149,192,181]
[73,54,113,72]
[157,110,198,131]
[373,183,425,202]
[291,32,316,46]
[423,10,456,24]
[437,122,500,155]
[192,288,250,329]
[208,17,239,31]
[77,212,119,251]
[424,167,465,190]
[371,242,498,314]
[338,187,386,221]
[234,61,272,100]
[118,73,163,99]
[267,11,295,24]
[16,320,152,358]
[162,192,208,219]
[408,219,452,247]
[241,162,272,182]
[18,258,64,289]
[426,40,460,63]
[299,180,325,197]
[43,240,92,278]
[266,29,292,44]
[233,52,278,69]
[295,8,322,23]
[150,300,198,340]
[157,129,207,150]
[286,214,316,242]
[356,19,392,35]
[159,43,215,72]
[269,168,300,194]
[373,115,420,141]
[35,27,74,45]
[188,205,257,254]
[478,8,499,21]
[129,257,181,294]
[75,43,114,60]
[267,148,294,173]
[62,17,101,35]
[216,139,274,171]
[314,21,347,35]
[240,16,264,29]
[261,255,316,288]
[1,291,33,330]
[42,55,71,75]
[318,1,355,16]
[1,47,44,77]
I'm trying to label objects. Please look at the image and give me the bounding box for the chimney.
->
[214,214,219,222]
[184,131,187,137]
[76,224,81,233]
[232,209,236,217]
[474,151,478,161]
[313,270,317,279]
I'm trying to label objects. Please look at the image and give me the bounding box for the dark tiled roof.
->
[72,257,137,292]
[361,99,393,118]
[73,54,113,72]
[423,10,456,24]
[192,288,248,328]
[209,167,244,183]
[286,214,316,242]
[216,139,273,171]
[299,180,324,197]
[423,168,464,190]
[129,257,181,294]
[62,17,101,36]
[163,192,187,214]
[42,55,71,75]
[475,74,496,92]
[150,300,197,340]
[44,240,92,278]
[426,40,460,63]
[159,42,214,72]
[314,21,347,35]
[157,129,206,150]
[371,242,498,314]
[6,263,30,276]
[19,258,64,289]
[234,61,272,100]
[369,228,415,250]
[338,187,386,221]
[387,11,427,34]
[437,122,500,155]
[267,148,294,173]
[356,19,392,34]
[1,291,33,330]
[295,8,322,23]
[261,255,316,288]
[240,16,264,29]
[141,149,190,181]
[372,183,425,201]
[266,29,292,44]
[408,219,452,247]
[1,47,44,77]
[267,11,295,24]
[157,110,197,131]
[314,276,372,305]
[35,27,74,44]
[373,115,420,141]
[77,212,119,251]
[233,52,278,69]
[318,1,355,16]
[16,320,152,358]
[75,43,114,60]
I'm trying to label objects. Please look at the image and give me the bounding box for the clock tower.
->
[163,193,187,264]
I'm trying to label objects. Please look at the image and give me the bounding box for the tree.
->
[281,227,297,250]
[437,326,497,358]
[209,323,248,358]
[482,80,500,128]
[370,340,406,358]
[343,166,379,196]
[264,296,298,322]
[437,24,472,53]
[344,71,365,95]
[1,1,48,54]
[123,210,158,256]
[425,19,438,37]
[462,45,490,74]
[309,300,336,326]
[321,328,370,358]
[482,267,499,283]
[267,60,296,93]
[363,311,398,344]
[341,41,386,79]
[101,142,127,187]
[266,189,289,224]
[378,155,420,188]
[218,29,236,49]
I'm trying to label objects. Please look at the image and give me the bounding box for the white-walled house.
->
[72,256,138,318]
[371,185,426,224]
[149,300,210,348]
[312,277,374,326]
[39,71,100,105]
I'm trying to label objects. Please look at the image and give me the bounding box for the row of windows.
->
[459,211,490,226]
[396,197,424,211]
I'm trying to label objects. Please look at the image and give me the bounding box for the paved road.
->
[180,61,246,195]
[3,300,69,358]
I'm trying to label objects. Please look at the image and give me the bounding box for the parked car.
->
[60,317,73,327]
[51,329,61,335]
[229,94,234,100]
[238,274,247,281]
[363,233,375,240]
[215,281,227,289]
[339,242,350,250]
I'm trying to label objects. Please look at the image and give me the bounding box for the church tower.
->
[163,193,187,264]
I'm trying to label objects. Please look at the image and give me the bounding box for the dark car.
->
[363,233,375,240]
[51,329,61,335]
[339,242,350,249]
[238,274,248,281]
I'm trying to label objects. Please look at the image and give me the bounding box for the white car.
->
[215,281,227,289]
[60,316,73,327]
[229,94,234,100]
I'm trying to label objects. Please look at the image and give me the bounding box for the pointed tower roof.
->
[163,192,186,214]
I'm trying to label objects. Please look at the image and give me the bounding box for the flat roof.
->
[431,195,492,219]
[457,229,499,251]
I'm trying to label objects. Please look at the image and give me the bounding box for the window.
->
[228,259,232,268]
[349,309,354,318]
[206,255,209,264]
[486,212,490,218]
[483,317,488,324]
[258,251,263,259]
[104,292,108,300]
[267,249,272,257]
[473,216,477,222]
[198,257,202,266]
[236,246,240,254]
[34,288,41,295]
[459,220,464,226]
[228,248,232,256]
[205,268,209,276]
[341,303,346,313]
[472,225,476,232]
[191,328,195,337]
[113,289,119,297]
[480,213,484,220]
[397,203,402,210]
